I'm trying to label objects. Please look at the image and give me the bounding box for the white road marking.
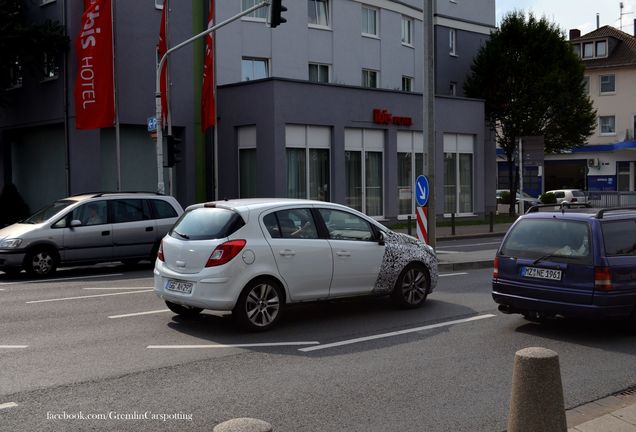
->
[0,346,28,349]
[26,290,153,304]
[0,273,125,286]
[439,272,468,277]
[0,288,5,291]
[440,241,502,248]
[299,314,496,352]
[435,250,460,254]
[84,287,153,290]
[0,402,18,410]
[147,342,321,349]
[109,309,170,319]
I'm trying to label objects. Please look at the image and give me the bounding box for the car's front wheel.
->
[391,263,429,308]
[25,247,59,277]
[234,278,283,331]
[165,301,203,317]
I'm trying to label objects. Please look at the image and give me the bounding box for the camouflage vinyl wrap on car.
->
[373,231,438,294]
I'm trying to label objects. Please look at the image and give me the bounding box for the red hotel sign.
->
[373,109,413,127]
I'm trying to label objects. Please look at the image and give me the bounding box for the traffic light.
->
[267,0,287,28]
[165,135,182,167]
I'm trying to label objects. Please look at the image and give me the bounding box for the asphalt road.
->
[436,235,504,253]
[1,264,635,432]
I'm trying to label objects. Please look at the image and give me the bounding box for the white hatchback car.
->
[154,199,438,331]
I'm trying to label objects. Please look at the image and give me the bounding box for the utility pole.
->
[423,0,436,248]
[154,0,273,194]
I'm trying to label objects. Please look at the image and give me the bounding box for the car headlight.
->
[0,238,23,248]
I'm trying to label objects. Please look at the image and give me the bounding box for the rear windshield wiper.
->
[173,231,190,239]
[532,253,565,265]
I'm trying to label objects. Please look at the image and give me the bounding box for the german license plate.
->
[165,279,193,294]
[522,266,562,281]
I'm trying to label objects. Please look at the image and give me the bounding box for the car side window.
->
[112,199,149,223]
[318,209,374,241]
[71,201,108,226]
[555,192,565,199]
[266,209,319,239]
[602,220,636,255]
[151,199,178,219]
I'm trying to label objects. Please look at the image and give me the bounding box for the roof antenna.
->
[620,2,633,31]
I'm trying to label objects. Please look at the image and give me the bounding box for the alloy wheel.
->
[245,283,280,327]
[400,268,428,305]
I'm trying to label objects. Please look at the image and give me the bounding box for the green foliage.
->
[540,192,556,204]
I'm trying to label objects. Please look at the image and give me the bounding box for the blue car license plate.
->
[521,266,562,281]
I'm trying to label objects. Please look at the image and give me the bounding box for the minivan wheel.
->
[165,301,203,317]
[391,263,429,309]
[234,279,283,331]
[25,247,58,277]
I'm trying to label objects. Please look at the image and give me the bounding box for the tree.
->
[464,11,596,215]
[0,0,69,104]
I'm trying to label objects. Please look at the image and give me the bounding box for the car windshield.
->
[170,207,244,240]
[500,218,592,264]
[23,200,74,224]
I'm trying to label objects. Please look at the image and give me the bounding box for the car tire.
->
[391,262,430,309]
[233,278,284,332]
[165,301,203,317]
[24,247,59,277]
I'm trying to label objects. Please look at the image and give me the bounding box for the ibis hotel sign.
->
[372,109,413,127]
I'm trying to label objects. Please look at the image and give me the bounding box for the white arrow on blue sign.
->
[415,175,429,207]
[147,116,157,132]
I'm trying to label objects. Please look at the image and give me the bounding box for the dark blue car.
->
[492,206,636,325]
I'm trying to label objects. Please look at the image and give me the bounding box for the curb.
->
[438,259,493,272]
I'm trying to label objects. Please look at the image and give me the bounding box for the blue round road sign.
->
[415,175,429,207]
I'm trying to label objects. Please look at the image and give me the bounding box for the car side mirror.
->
[378,231,386,246]
[70,219,82,228]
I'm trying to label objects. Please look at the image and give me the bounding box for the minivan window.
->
[151,199,178,219]
[24,200,74,224]
[170,207,244,240]
[71,201,108,226]
[500,219,591,264]
[112,199,150,223]
[602,220,636,255]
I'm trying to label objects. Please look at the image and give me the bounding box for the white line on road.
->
[109,309,170,319]
[440,241,502,248]
[0,402,18,410]
[0,346,28,349]
[26,290,153,304]
[299,314,496,353]
[439,272,468,277]
[435,250,460,254]
[84,287,153,290]
[147,342,321,349]
[0,273,125,286]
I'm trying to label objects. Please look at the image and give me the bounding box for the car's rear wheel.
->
[25,247,58,277]
[165,301,203,317]
[234,278,283,331]
[391,263,429,309]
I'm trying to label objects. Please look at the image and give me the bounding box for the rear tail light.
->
[157,240,165,262]
[206,240,246,267]
[594,266,613,291]
[493,256,499,279]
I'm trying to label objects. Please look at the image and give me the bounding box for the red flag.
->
[201,0,216,131]
[74,0,115,130]
[158,0,169,126]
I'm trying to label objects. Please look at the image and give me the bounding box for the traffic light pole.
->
[154,0,271,194]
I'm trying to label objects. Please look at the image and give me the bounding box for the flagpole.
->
[112,0,122,191]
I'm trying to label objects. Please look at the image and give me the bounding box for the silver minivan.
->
[0,192,183,276]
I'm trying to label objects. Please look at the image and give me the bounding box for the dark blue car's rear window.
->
[500,218,592,264]
[601,220,636,256]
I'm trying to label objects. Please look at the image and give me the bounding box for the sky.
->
[496,0,636,35]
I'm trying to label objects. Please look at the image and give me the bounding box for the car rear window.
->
[170,207,244,240]
[602,220,636,255]
[500,218,592,264]
[572,191,585,197]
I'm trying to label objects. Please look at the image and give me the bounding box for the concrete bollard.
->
[507,347,567,432]
[213,418,273,432]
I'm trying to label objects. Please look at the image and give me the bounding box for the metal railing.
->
[585,191,636,208]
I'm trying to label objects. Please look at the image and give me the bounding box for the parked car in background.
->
[493,206,636,326]
[154,199,438,331]
[545,189,590,207]
[0,192,183,277]
[496,189,541,211]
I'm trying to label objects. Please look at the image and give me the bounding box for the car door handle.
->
[101,231,110,236]
[279,249,296,257]
[145,226,154,232]
[335,250,351,257]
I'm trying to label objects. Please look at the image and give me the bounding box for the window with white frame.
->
[241,57,269,81]
[402,76,413,92]
[397,131,424,216]
[308,0,329,27]
[449,28,456,55]
[582,42,594,58]
[361,6,378,37]
[42,52,59,80]
[401,16,413,46]
[362,69,378,88]
[599,116,616,135]
[443,134,474,215]
[345,128,384,217]
[583,76,590,94]
[309,63,330,83]
[600,74,615,94]
[238,126,257,198]
[596,40,607,57]
[285,125,331,201]
[242,0,268,19]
